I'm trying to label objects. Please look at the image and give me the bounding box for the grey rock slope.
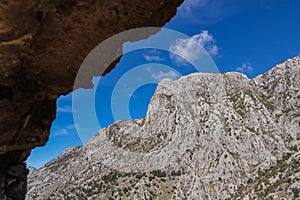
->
[27,55,300,200]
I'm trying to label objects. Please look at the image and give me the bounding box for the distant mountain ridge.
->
[27,55,300,200]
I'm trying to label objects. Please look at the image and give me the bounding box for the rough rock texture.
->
[0,0,183,199]
[27,55,300,199]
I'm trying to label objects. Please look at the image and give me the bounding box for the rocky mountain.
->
[27,55,300,200]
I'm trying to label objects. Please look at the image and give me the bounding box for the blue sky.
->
[27,0,300,168]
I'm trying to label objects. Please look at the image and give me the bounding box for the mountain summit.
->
[27,55,300,199]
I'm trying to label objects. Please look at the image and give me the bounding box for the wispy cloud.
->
[57,105,73,113]
[152,71,179,81]
[179,0,208,16]
[52,124,76,137]
[143,55,164,62]
[169,30,219,65]
[147,67,179,81]
[236,63,253,73]
[143,50,164,62]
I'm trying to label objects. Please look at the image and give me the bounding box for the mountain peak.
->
[27,56,300,199]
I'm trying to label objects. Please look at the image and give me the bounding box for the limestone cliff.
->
[27,55,300,199]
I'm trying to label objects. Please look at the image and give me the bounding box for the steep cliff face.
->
[27,55,300,199]
[0,0,183,199]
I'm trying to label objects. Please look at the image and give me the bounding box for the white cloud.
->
[57,105,73,113]
[143,55,164,62]
[151,71,179,81]
[236,63,253,73]
[169,30,219,65]
[52,124,76,136]
[66,124,76,129]
[180,0,208,16]
[146,67,179,81]
[143,49,164,62]
[53,128,68,136]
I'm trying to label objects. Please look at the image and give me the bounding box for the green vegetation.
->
[292,188,300,198]
[235,108,244,116]
[101,171,119,183]
[289,145,299,151]
[170,170,182,176]
[122,187,128,194]
[233,152,298,199]
[261,100,275,110]
[151,169,167,177]
[246,126,256,133]
[135,173,144,179]
[157,131,167,139]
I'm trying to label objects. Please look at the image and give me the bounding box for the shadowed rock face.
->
[0,0,183,198]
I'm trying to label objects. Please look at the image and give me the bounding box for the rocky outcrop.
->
[0,0,183,199]
[27,55,300,199]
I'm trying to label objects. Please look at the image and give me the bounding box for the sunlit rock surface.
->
[27,55,300,199]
